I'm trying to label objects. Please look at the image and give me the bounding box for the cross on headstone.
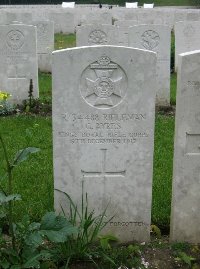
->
[81,148,126,179]
[8,65,27,91]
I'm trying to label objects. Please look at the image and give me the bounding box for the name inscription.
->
[59,113,149,144]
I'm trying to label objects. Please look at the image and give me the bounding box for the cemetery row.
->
[1,6,200,31]
[2,19,200,107]
[1,16,200,244]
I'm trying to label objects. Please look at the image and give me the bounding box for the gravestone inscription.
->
[0,24,39,103]
[52,46,157,242]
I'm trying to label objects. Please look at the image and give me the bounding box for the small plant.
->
[174,251,196,268]
[55,188,116,268]
[0,134,77,268]
[0,91,15,116]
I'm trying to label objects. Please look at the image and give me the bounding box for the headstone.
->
[79,11,112,25]
[0,23,39,104]
[143,3,154,8]
[34,21,54,72]
[76,24,118,46]
[62,2,75,8]
[49,11,75,33]
[175,21,200,71]
[6,11,32,24]
[114,20,138,46]
[170,50,200,243]
[129,24,171,106]
[125,2,138,8]
[52,46,157,243]
[0,10,8,25]
[114,20,138,27]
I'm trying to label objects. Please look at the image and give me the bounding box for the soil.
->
[69,236,200,269]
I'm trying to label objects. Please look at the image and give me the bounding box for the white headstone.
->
[125,2,138,8]
[49,11,75,33]
[114,20,138,27]
[34,21,54,72]
[114,20,138,46]
[0,24,39,104]
[143,3,154,8]
[6,11,32,24]
[62,2,75,8]
[175,21,200,71]
[79,11,112,26]
[170,50,200,243]
[76,24,118,46]
[52,46,157,243]
[129,24,171,106]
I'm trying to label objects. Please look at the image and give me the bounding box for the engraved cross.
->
[8,65,27,91]
[81,149,126,179]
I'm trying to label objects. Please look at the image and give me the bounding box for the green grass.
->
[54,33,76,50]
[39,71,52,102]
[0,116,53,221]
[171,73,177,105]
[152,114,175,228]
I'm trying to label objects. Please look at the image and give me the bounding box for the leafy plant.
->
[55,188,116,268]
[174,251,196,268]
[0,91,15,116]
[0,133,77,268]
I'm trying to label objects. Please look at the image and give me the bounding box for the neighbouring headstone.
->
[114,19,138,27]
[170,50,200,243]
[52,46,157,242]
[129,24,171,106]
[49,11,75,33]
[113,20,137,46]
[175,21,200,71]
[34,21,54,72]
[114,20,138,46]
[79,11,112,26]
[6,11,32,24]
[0,23,39,103]
[76,24,118,46]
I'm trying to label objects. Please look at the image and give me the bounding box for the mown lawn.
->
[0,33,177,229]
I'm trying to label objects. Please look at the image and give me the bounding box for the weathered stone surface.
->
[0,23,39,104]
[114,20,138,27]
[33,21,54,72]
[175,21,200,71]
[49,11,75,33]
[76,24,118,46]
[170,50,200,243]
[6,11,32,24]
[129,24,171,106]
[79,10,112,25]
[52,46,156,243]
[114,20,138,46]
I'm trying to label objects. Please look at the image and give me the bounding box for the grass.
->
[170,73,177,105]
[0,33,178,230]
[152,114,175,228]
[54,33,76,50]
[0,116,53,221]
